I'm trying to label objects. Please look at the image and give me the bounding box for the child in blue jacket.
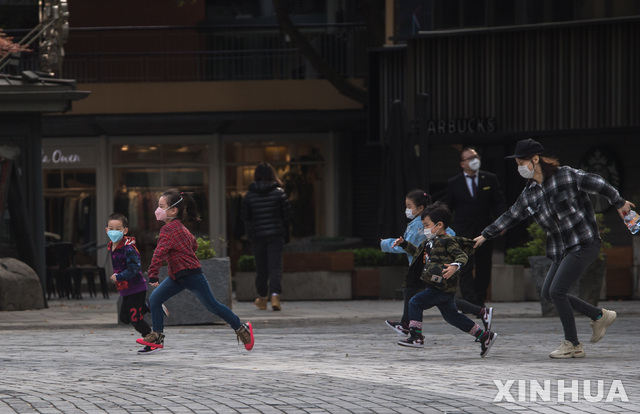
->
[381,190,493,335]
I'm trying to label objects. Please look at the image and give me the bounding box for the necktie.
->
[469,175,477,199]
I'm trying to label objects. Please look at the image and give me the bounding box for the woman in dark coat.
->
[241,162,292,311]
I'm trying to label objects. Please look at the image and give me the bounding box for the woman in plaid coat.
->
[474,138,634,359]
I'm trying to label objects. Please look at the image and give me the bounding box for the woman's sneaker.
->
[549,340,585,359]
[136,331,165,348]
[236,322,254,351]
[137,345,161,355]
[590,308,616,343]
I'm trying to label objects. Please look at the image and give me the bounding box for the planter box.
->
[120,258,232,326]
[378,266,406,299]
[351,267,380,299]
[523,268,539,301]
[283,251,354,272]
[491,264,525,302]
[604,246,632,299]
[234,271,351,301]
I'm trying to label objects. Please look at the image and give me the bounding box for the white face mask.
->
[405,208,417,219]
[468,158,481,171]
[518,161,535,179]
[423,224,438,240]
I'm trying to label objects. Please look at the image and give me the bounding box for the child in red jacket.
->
[137,189,254,352]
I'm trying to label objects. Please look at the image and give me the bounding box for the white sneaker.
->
[549,340,585,359]
[590,308,616,343]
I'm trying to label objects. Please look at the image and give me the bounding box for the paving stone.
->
[0,298,639,413]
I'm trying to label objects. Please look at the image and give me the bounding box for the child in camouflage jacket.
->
[392,202,498,357]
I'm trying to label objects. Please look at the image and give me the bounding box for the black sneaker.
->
[477,331,498,358]
[397,335,425,348]
[137,345,161,355]
[385,320,409,336]
[480,307,493,331]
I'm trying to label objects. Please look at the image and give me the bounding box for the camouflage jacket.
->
[401,234,475,294]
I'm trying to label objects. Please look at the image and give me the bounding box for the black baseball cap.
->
[505,138,545,159]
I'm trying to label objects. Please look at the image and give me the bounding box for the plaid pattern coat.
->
[482,166,625,263]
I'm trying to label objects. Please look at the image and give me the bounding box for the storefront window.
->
[43,168,97,265]
[112,143,209,270]
[225,141,326,262]
[113,143,209,165]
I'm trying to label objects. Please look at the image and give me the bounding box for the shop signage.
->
[426,117,496,135]
[42,149,80,164]
[42,145,96,167]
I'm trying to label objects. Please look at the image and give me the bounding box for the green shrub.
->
[237,255,256,272]
[338,248,383,267]
[195,237,216,260]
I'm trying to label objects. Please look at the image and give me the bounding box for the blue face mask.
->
[107,230,124,243]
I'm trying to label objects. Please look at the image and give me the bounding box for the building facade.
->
[371,1,640,297]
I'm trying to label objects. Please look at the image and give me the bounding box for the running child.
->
[381,190,493,336]
[137,188,254,351]
[107,212,167,355]
[392,202,497,357]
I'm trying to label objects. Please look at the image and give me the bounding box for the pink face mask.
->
[155,207,168,221]
[155,197,183,221]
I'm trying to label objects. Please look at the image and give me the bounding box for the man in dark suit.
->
[443,147,507,306]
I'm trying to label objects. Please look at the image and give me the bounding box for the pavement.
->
[1,295,639,413]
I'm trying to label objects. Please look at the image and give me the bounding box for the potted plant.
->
[505,214,610,316]
[195,236,216,260]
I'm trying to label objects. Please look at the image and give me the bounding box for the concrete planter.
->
[118,257,232,326]
[234,251,355,301]
[523,268,540,301]
[283,251,354,272]
[529,255,606,317]
[234,271,352,301]
[490,264,525,302]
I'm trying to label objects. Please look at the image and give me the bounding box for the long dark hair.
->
[406,189,431,209]
[254,162,283,187]
[162,188,200,222]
